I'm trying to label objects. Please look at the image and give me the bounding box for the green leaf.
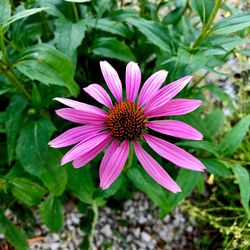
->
[10,177,46,206]
[67,166,95,204]
[232,165,250,216]
[126,18,171,52]
[16,119,56,176]
[15,44,79,96]
[55,19,86,63]
[177,141,219,156]
[219,114,250,156]
[40,195,64,232]
[4,218,28,250]
[201,159,231,177]
[191,0,215,24]
[204,109,224,139]
[127,165,169,211]
[212,13,250,34]
[2,8,47,28]
[65,0,90,2]
[92,37,135,62]
[39,150,67,196]
[162,169,201,216]
[0,0,11,25]
[6,96,27,164]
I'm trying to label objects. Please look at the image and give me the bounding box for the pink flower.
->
[49,61,205,193]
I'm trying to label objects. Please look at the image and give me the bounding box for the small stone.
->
[133,228,140,238]
[141,232,151,242]
[50,242,60,250]
[100,224,112,238]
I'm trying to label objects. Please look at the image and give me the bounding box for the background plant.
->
[0,0,249,249]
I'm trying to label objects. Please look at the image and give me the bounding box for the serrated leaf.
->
[201,159,231,177]
[39,150,67,196]
[10,177,46,206]
[212,12,250,34]
[14,44,79,96]
[191,0,215,24]
[92,37,135,62]
[16,119,56,176]
[67,166,95,204]
[0,0,11,25]
[219,114,250,156]
[232,165,250,216]
[40,195,64,232]
[6,96,27,164]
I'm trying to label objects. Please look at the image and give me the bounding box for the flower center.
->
[106,101,146,141]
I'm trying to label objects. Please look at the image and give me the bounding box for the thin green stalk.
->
[88,201,98,250]
[0,28,9,64]
[192,0,223,49]
[72,2,79,21]
[221,158,250,166]
[124,144,134,170]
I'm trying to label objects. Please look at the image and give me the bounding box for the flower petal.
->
[144,75,192,113]
[99,140,119,180]
[73,136,112,168]
[145,99,203,118]
[48,124,107,148]
[56,108,106,124]
[126,62,141,102]
[61,132,110,165]
[54,97,106,117]
[138,70,168,106]
[133,141,181,193]
[146,120,203,140]
[100,140,129,190]
[100,61,122,102]
[143,134,205,171]
[83,84,113,109]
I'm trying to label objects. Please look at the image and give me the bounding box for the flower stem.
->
[192,0,223,50]
[88,200,98,250]
[124,143,134,170]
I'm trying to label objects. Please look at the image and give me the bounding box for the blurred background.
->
[0,0,249,249]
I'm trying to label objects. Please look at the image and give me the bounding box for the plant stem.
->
[124,144,134,170]
[222,158,250,166]
[72,3,79,21]
[192,0,223,49]
[0,28,9,64]
[88,201,98,250]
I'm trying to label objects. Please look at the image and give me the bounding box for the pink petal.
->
[146,120,203,140]
[61,132,110,165]
[143,134,205,171]
[126,62,141,102]
[99,140,119,180]
[144,76,192,113]
[133,141,181,193]
[73,136,112,168]
[55,108,106,124]
[48,124,107,148]
[145,99,203,118]
[138,70,168,106]
[100,61,122,102]
[54,97,106,117]
[100,140,129,190]
[83,84,113,109]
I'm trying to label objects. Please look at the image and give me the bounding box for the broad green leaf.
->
[92,37,135,62]
[162,169,201,216]
[2,8,47,28]
[39,150,67,196]
[40,195,64,232]
[201,159,231,177]
[232,165,250,216]
[191,0,215,24]
[10,177,46,206]
[4,218,28,250]
[163,5,186,25]
[0,0,11,25]
[55,19,86,63]
[16,119,56,176]
[5,163,25,180]
[126,18,171,52]
[212,13,250,34]
[67,166,95,204]
[204,109,224,139]
[15,44,79,96]
[127,165,169,211]
[177,141,219,156]
[219,114,250,156]
[6,96,27,164]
